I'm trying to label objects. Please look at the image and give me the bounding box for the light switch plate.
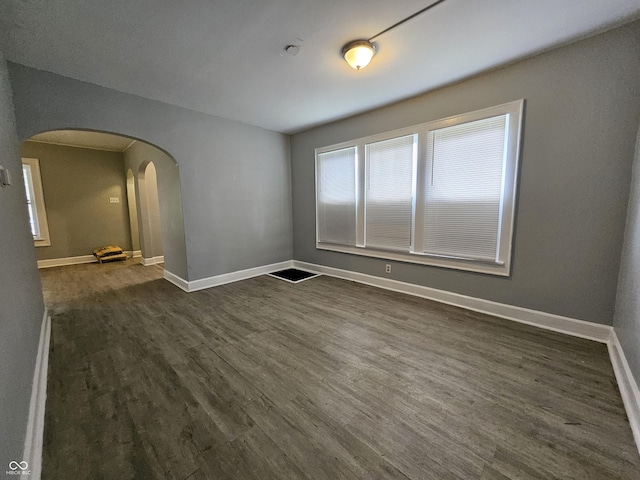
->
[109,197,120,203]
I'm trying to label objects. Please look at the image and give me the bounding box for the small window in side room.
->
[22,157,51,247]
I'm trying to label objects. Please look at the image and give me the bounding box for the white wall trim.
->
[132,250,142,258]
[123,139,137,153]
[37,251,137,269]
[22,309,50,480]
[609,330,640,456]
[165,260,294,293]
[293,261,612,343]
[141,255,164,266]
[27,138,130,153]
[37,255,96,268]
[188,260,294,292]
[163,269,189,292]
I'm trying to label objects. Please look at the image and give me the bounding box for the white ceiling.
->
[1,0,639,134]
[29,130,135,152]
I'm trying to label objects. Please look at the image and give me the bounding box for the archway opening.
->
[137,160,164,265]
[20,129,187,278]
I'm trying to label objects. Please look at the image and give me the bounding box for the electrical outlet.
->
[385,264,391,274]
[109,197,120,204]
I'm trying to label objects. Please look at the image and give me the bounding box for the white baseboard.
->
[165,260,294,293]
[292,261,612,343]
[163,269,189,292]
[22,309,50,480]
[132,250,142,258]
[188,260,294,292]
[609,330,640,456]
[37,251,136,269]
[37,254,96,268]
[141,255,164,266]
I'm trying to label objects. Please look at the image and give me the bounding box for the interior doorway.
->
[21,130,185,273]
[137,160,164,265]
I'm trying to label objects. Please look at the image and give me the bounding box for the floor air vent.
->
[268,268,319,283]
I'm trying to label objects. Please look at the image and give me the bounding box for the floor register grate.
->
[268,268,320,283]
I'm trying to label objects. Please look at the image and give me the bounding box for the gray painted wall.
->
[8,63,292,282]
[291,21,640,325]
[21,141,133,260]
[0,53,45,469]
[613,126,640,388]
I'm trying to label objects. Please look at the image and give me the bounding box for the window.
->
[22,157,51,247]
[315,100,524,276]
[316,147,357,246]
[365,134,416,251]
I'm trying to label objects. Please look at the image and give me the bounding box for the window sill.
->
[316,242,511,277]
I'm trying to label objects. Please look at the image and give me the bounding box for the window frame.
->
[22,157,51,247]
[314,100,524,276]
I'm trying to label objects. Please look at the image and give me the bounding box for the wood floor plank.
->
[283,393,415,480]
[39,260,640,479]
[226,424,312,480]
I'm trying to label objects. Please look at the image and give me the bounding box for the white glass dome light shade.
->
[342,40,376,70]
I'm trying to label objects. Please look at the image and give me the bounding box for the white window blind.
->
[424,115,508,262]
[316,147,357,245]
[365,135,416,251]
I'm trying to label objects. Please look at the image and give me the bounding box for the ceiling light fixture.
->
[341,0,448,71]
[342,40,376,70]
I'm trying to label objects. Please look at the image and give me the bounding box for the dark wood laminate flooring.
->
[40,260,640,479]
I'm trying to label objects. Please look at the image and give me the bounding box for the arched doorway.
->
[21,129,187,278]
[137,160,163,265]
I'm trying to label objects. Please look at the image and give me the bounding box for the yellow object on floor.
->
[92,245,127,264]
